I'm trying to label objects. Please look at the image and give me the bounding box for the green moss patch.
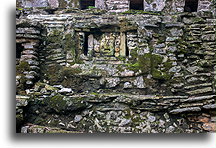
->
[126,52,172,80]
[122,10,161,15]
[45,95,88,114]
[16,61,30,74]
[46,64,82,85]
[47,30,63,43]
[46,94,67,113]
[16,61,31,93]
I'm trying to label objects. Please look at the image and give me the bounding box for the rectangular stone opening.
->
[16,43,23,59]
[130,0,144,10]
[80,0,95,10]
[83,32,128,57]
[184,0,198,12]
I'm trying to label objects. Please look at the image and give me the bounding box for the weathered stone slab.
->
[170,107,201,114]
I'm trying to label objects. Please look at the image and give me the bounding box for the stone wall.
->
[17,0,215,14]
[16,1,216,133]
[16,19,43,94]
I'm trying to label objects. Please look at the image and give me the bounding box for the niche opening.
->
[83,32,128,57]
[184,0,198,12]
[16,43,23,59]
[130,0,144,10]
[80,0,95,10]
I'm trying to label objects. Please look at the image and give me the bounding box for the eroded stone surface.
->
[16,1,216,133]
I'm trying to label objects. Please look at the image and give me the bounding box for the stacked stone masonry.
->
[17,0,215,14]
[16,0,216,133]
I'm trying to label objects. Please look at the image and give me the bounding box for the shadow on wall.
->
[184,0,199,12]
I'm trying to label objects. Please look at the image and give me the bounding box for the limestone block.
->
[144,0,166,11]
[95,0,106,9]
[198,0,212,11]
[48,0,59,7]
[170,107,201,114]
[120,32,126,56]
[105,77,120,88]
[23,0,48,8]
[133,76,145,88]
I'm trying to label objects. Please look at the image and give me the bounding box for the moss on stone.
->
[139,53,162,74]
[176,39,188,54]
[163,61,173,70]
[117,56,126,61]
[47,94,67,113]
[47,30,62,43]
[126,62,140,72]
[192,17,205,24]
[16,61,31,93]
[46,64,62,84]
[121,10,161,15]
[46,64,82,85]
[90,92,100,96]
[58,0,67,8]
[130,48,138,60]
[116,64,125,72]
[126,52,172,80]
[34,117,46,125]
[16,61,30,74]
[61,67,82,77]
[152,69,171,80]
[63,33,76,59]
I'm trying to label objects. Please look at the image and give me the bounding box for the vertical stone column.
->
[77,32,85,56]
[95,0,107,9]
[16,24,42,92]
[88,34,94,57]
[120,32,126,56]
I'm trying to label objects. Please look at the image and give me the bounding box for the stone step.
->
[94,60,124,65]
[46,24,65,28]
[56,59,66,64]
[46,56,65,62]
[185,73,212,79]
[43,21,66,25]
[25,59,40,66]
[22,50,38,56]
[179,103,204,108]
[16,28,40,34]
[184,83,212,90]
[27,15,68,21]
[21,55,38,61]
[46,48,64,54]
[181,95,216,103]
[186,87,213,95]
[16,34,40,39]
[169,107,201,114]
[186,77,209,84]
[47,53,65,59]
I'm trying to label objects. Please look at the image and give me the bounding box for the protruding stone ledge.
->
[169,107,201,114]
[181,95,216,102]
[186,87,213,95]
[21,125,81,133]
[203,104,216,109]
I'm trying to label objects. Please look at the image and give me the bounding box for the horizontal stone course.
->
[16,6,216,133]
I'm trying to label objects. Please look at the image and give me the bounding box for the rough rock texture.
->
[17,0,215,14]
[16,0,216,133]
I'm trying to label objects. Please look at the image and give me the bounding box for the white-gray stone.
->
[58,88,73,93]
[74,115,83,123]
